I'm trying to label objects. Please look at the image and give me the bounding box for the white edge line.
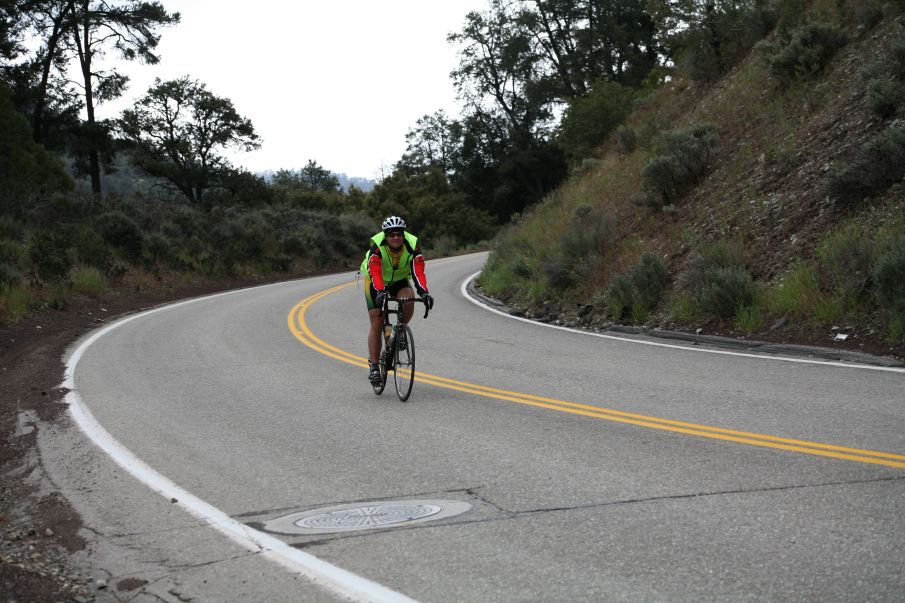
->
[461,271,905,374]
[62,281,417,603]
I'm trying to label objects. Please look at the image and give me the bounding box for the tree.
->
[0,83,73,217]
[272,161,341,193]
[396,110,461,177]
[66,0,179,194]
[449,1,550,141]
[118,76,260,203]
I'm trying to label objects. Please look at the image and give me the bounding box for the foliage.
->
[28,229,71,282]
[558,79,638,162]
[604,252,667,320]
[816,223,874,296]
[0,83,73,216]
[642,123,719,206]
[826,122,905,207]
[65,1,180,194]
[273,160,341,193]
[661,0,778,82]
[866,78,904,120]
[119,76,260,203]
[615,126,637,154]
[766,262,821,320]
[873,245,905,311]
[629,252,668,311]
[756,21,847,87]
[698,266,756,319]
[71,265,105,296]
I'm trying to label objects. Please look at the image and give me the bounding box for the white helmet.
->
[381,216,406,232]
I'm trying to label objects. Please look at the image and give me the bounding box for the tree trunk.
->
[70,0,101,194]
[33,18,64,145]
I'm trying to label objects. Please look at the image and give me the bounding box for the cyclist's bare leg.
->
[398,286,415,324]
[368,308,383,364]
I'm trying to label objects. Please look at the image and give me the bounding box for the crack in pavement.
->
[292,474,905,549]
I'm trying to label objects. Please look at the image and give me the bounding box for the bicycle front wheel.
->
[393,324,415,401]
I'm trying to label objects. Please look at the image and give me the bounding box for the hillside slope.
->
[479,6,905,359]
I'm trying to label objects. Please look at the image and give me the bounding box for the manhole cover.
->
[263,500,471,534]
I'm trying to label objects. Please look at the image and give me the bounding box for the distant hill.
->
[256,170,376,193]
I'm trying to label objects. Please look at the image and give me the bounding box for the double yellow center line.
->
[288,283,905,469]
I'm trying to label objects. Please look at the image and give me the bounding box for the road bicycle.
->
[372,296,430,401]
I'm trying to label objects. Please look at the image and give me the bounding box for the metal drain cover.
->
[263,500,472,535]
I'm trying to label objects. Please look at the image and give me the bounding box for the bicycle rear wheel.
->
[393,324,415,401]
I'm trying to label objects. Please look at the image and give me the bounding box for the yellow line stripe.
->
[287,284,905,469]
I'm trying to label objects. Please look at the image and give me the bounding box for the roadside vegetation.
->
[480,0,905,352]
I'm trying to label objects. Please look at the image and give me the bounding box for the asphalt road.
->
[57,252,905,602]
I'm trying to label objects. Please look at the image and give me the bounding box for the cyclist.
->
[361,216,434,385]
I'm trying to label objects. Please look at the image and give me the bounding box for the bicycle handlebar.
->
[383,296,431,319]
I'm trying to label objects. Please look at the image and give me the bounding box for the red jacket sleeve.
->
[412,252,428,295]
[367,248,384,290]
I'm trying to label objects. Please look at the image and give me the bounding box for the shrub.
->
[888,311,905,344]
[699,267,757,319]
[873,246,905,311]
[615,126,637,154]
[74,227,115,271]
[759,22,847,87]
[0,284,29,324]
[71,266,105,297]
[853,3,883,30]
[605,273,634,320]
[866,79,904,119]
[767,263,821,319]
[558,80,637,162]
[29,230,71,283]
[677,2,778,82]
[826,123,905,207]
[817,225,874,296]
[894,38,905,79]
[734,302,764,334]
[0,216,25,242]
[96,211,145,263]
[0,263,21,287]
[642,124,719,206]
[630,252,668,311]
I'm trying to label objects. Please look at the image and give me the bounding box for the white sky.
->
[96,0,488,180]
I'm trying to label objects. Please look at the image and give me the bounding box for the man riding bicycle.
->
[362,216,434,385]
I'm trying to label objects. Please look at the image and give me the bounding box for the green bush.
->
[767,262,821,320]
[558,80,637,162]
[677,2,777,82]
[74,227,115,271]
[29,231,71,283]
[866,79,904,119]
[71,266,105,297]
[758,22,847,87]
[605,273,635,319]
[853,3,884,29]
[699,267,757,319]
[817,224,874,296]
[888,311,905,344]
[873,246,905,311]
[96,211,145,263]
[630,252,668,311]
[826,123,905,207]
[0,263,21,287]
[893,38,905,79]
[615,126,637,154]
[0,284,29,324]
[642,124,719,206]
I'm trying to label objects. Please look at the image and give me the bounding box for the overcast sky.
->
[97,0,488,180]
